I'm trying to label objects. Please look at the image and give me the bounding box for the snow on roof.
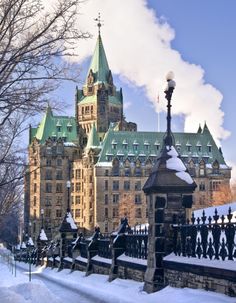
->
[39,229,48,241]
[166,146,193,184]
[21,242,26,249]
[66,212,77,229]
[28,237,34,247]
[64,142,76,147]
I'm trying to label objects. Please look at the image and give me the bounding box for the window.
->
[45,170,52,180]
[56,209,62,218]
[187,146,191,152]
[71,183,74,192]
[56,170,63,180]
[112,194,119,204]
[105,222,108,233]
[46,146,52,155]
[56,196,62,206]
[135,194,142,204]
[104,170,109,176]
[57,145,63,154]
[34,183,37,193]
[46,183,52,193]
[210,181,221,191]
[124,181,130,190]
[208,146,212,153]
[104,180,108,190]
[75,183,81,192]
[75,209,80,218]
[113,180,119,190]
[33,196,37,207]
[57,159,62,166]
[45,209,51,217]
[134,167,141,177]
[75,196,81,205]
[46,159,51,166]
[135,181,141,191]
[125,168,130,177]
[198,146,202,152]
[199,182,205,191]
[112,207,118,218]
[105,208,108,218]
[75,169,81,179]
[89,215,93,223]
[45,197,52,206]
[34,209,36,219]
[34,159,37,166]
[34,171,37,179]
[104,194,108,205]
[56,183,63,193]
[135,208,142,218]
[212,161,219,174]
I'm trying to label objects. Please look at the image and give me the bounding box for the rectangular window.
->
[56,209,62,218]
[34,183,37,193]
[112,180,119,190]
[45,183,52,193]
[56,170,63,180]
[45,170,52,180]
[104,180,108,190]
[105,170,109,176]
[56,158,62,166]
[33,196,37,207]
[75,169,81,179]
[199,182,205,191]
[45,209,51,217]
[75,209,80,218]
[105,208,108,218]
[208,146,212,153]
[46,159,51,166]
[75,196,81,204]
[34,171,37,179]
[89,215,93,223]
[75,183,81,192]
[135,181,141,191]
[135,208,142,218]
[45,196,52,206]
[112,207,118,218]
[112,194,119,204]
[56,196,62,206]
[104,194,108,205]
[124,181,130,190]
[135,194,142,204]
[34,209,36,219]
[56,183,63,193]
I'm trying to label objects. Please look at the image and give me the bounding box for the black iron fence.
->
[125,226,148,259]
[173,207,236,260]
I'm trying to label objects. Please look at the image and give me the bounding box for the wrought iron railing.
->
[125,225,148,259]
[173,207,236,260]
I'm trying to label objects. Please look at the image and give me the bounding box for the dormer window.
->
[133,140,139,151]
[112,139,117,150]
[212,160,219,174]
[56,121,62,132]
[67,122,72,132]
[122,140,128,150]
[207,142,212,153]
[186,142,192,152]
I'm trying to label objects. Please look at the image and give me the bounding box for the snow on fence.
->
[172,207,236,260]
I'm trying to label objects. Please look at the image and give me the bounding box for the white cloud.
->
[123,101,132,110]
[43,0,230,143]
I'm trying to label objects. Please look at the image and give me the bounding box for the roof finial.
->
[94,13,103,35]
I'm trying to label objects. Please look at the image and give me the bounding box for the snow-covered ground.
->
[0,248,235,303]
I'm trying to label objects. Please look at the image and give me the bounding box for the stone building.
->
[24,31,231,241]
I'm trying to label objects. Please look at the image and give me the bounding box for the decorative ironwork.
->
[125,225,148,259]
[173,207,236,261]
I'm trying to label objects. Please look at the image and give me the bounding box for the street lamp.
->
[66,180,71,212]
[164,71,176,147]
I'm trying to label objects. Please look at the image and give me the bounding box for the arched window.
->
[199,159,205,177]
[212,160,219,174]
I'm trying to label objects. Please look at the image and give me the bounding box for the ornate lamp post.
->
[66,180,71,212]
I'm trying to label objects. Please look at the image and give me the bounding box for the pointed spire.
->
[203,121,210,133]
[86,123,100,150]
[197,124,202,133]
[87,31,110,84]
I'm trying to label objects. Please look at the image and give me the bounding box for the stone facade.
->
[164,265,236,297]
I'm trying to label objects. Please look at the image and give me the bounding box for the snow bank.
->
[66,212,77,230]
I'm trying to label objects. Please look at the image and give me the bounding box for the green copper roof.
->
[78,92,122,106]
[86,123,100,150]
[30,107,78,144]
[97,126,227,165]
[87,34,110,84]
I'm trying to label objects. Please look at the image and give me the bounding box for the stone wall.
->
[164,260,236,297]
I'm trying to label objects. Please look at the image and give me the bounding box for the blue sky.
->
[45,0,236,179]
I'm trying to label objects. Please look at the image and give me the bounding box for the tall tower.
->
[75,17,123,142]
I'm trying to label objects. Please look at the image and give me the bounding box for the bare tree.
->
[211,183,232,206]
[118,193,136,227]
[0,0,89,234]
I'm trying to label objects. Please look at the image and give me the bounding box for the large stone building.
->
[24,31,231,241]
